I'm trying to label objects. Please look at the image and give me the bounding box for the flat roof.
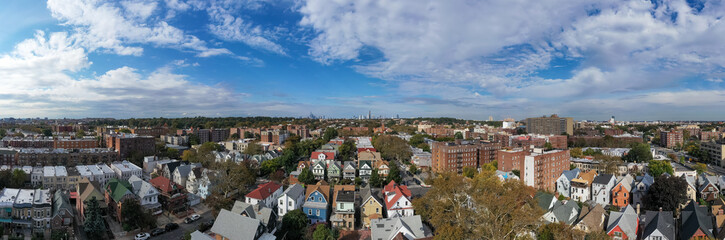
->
[55,166,68,177]
[33,189,50,205]
[43,166,55,177]
[0,189,20,207]
[14,189,34,205]
[112,161,141,172]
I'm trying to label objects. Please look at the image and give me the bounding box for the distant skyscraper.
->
[609,116,615,124]
[488,116,493,121]
[368,110,371,120]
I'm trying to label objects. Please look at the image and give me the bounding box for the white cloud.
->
[204,0,287,55]
[47,0,231,57]
[0,31,244,117]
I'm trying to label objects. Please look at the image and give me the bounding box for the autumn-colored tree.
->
[414,172,542,239]
[570,148,583,158]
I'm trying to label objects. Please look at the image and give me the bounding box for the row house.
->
[612,174,635,209]
[75,164,115,187]
[570,170,597,203]
[591,174,616,207]
[128,175,162,215]
[361,187,384,228]
[76,178,106,222]
[556,169,580,198]
[110,161,143,181]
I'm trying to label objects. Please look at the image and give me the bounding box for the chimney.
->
[659,207,663,212]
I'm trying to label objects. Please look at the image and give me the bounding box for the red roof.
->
[382,180,412,209]
[311,151,335,161]
[150,176,183,193]
[246,182,282,200]
[357,147,376,152]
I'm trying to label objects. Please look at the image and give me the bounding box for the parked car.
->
[135,233,150,240]
[150,228,165,236]
[165,223,179,231]
[184,214,201,223]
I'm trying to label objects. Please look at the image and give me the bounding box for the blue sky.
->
[1,0,725,121]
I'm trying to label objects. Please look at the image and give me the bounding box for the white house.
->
[110,161,143,181]
[185,168,203,194]
[591,174,616,207]
[542,200,580,225]
[632,174,655,207]
[245,182,283,209]
[556,169,580,198]
[383,181,414,218]
[128,175,162,215]
[172,165,195,188]
[277,184,305,217]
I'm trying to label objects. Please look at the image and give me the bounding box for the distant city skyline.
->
[2,1,725,121]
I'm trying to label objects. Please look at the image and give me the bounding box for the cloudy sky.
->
[1,0,724,121]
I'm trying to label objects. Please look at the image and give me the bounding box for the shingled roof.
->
[643,210,675,240]
[681,201,715,240]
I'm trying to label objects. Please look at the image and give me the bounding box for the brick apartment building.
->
[604,128,624,136]
[259,129,289,145]
[106,133,155,159]
[131,126,169,138]
[179,128,229,144]
[53,138,99,149]
[498,148,570,191]
[432,140,501,173]
[425,127,455,137]
[287,125,310,138]
[660,130,683,148]
[1,137,54,148]
[13,148,118,166]
[502,134,567,150]
[52,125,74,133]
[524,115,574,135]
[701,131,722,141]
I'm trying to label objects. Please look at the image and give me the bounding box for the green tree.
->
[417,143,431,152]
[323,128,338,142]
[244,142,264,155]
[83,196,106,240]
[181,149,198,162]
[42,129,52,137]
[463,167,477,179]
[312,224,335,240]
[642,175,688,211]
[694,163,707,175]
[277,209,309,239]
[623,143,653,162]
[386,161,402,184]
[537,222,584,240]
[544,142,553,151]
[409,164,418,175]
[10,169,25,188]
[260,158,281,176]
[119,128,132,133]
[244,131,254,139]
[648,160,674,177]
[409,134,428,146]
[75,130,86,139]
[370,169,382,187]
[372,135,412,162]
[455,132,464,139]
[337,139,356,161]
[188,134,200,146]
[570,148,583,158]
[230,133,240,140]
[299,167,316,185]
[121,198,156,230]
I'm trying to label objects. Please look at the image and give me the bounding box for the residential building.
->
[606,205,639,240]
[375,160,389,177]
[186,168,203,195]
[370,215,431,240]
[330,185,355,230]
[51,191,74,236]
[245,182,283,209]
[312,161,326,180]
[231,201,277,233]
[660,130,683,149]
[522,149,571,191]
[556,169,580,198]
[104,178,135,222]
[591,174,616,207]
[110,161,143,181]
[680,201,715,240]
[13,148,118,167]
[701,140,725,167]
[574,204,606,233]
[542,200,580,225]
[128,175,162,215]
[150,176,188,215]
[497,149,527,172]
[277,184,305,217]
[342,161,356,180]
[0,189,19,234]
[685,176,698,205]
[53,137,98,149]
[536,192,558,212]
[432,140,500,173]
[161,135,189,146]
[210,209,264,240]
[76,178,106,222]
[411,149,432,169]
[105,133,155,159]
[31,189,51,235]
[76,164,115,187]
[570,170,597,203]
[303,181,330,224]
[361,187,384,228]
[358,151,382,180]
[641,210,675,240]
[327,161,342,181]
[632,174,655,207]
[524,114,574,135]
[612,174,634,208]
[172,164,195,188]
[130,126,169,137]
[699,174,720,202]
[383,180,413,218]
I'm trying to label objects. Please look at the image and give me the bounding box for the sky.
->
[1,0,725,121]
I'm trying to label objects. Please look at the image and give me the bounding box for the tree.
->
[694,163,707,175]
[188,134,200,146]
[277,209,309,239]
[119,128,132,133]
[642,175,688,211]
[42,129,52,137]
[121,198,156,230]
[623,143,653,162]
[413,172,541,239]
[386,161,402,184]
[372,135,412,162]
[211,161,258,199]
[75,130,86,139]
[481,160,497,172]
[570,148,583,158]
[323,128,338,142]
[10,169,25,188]
[417,143,431,152]
[244,131,254,139]
[409,164,418,175]
[84,196,106,240]
[455,132,464,139]
[244,142,264,155]
[230,133,240,140]
[648,160,674,177]
[537,222,584,240]
[312,224,336,240]
[463,167,477,179]
[298,167,316,185]
[370,169,382,188]
[544,142,553,151]
[338,139,356,161]
[409,134,428,146]
[181,149,198,162]
[260,158,281,176]
[198,142,223,153]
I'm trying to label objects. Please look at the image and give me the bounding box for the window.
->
[308,209,312,215]
[316,209,320,216]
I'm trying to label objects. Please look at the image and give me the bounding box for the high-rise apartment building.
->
[106,133,155,160]
[524,115,574,135]
[498,148,570,191]
[660,130,683,148]
[431,140,501,173]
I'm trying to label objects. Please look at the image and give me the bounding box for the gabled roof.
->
[52,191,73,218]
[535,192,556,211]
[560,169,580,181]
[681,201,715,239]
[175,165,193,178]
[190,167,203,179]
[343,161,356,171]
[358,151,382,161]
[698,175,719,192]
[246,182,282,200]
[382,181,412,209]
[606,205,639,239]
[370,215,429,240]
[281,183,305,199]
[592,174,614,185]
[361,187,383,208]
[106,178,133,202]
[576,170,598,185]
[614,174,635,192]
[576,204,606,231]
[643,210,675,240]
[550,200,580,225]
[150,176,184,193]
[230,201,275,228]
[305,181,330,201]
[327,161,341,171]
[210,209,260,240]
[311,151,335,160]
[78,178,106,208]
[128,175,159,199]
[332,185,355,207]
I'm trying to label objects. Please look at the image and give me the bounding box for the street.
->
[151,207,214,240]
